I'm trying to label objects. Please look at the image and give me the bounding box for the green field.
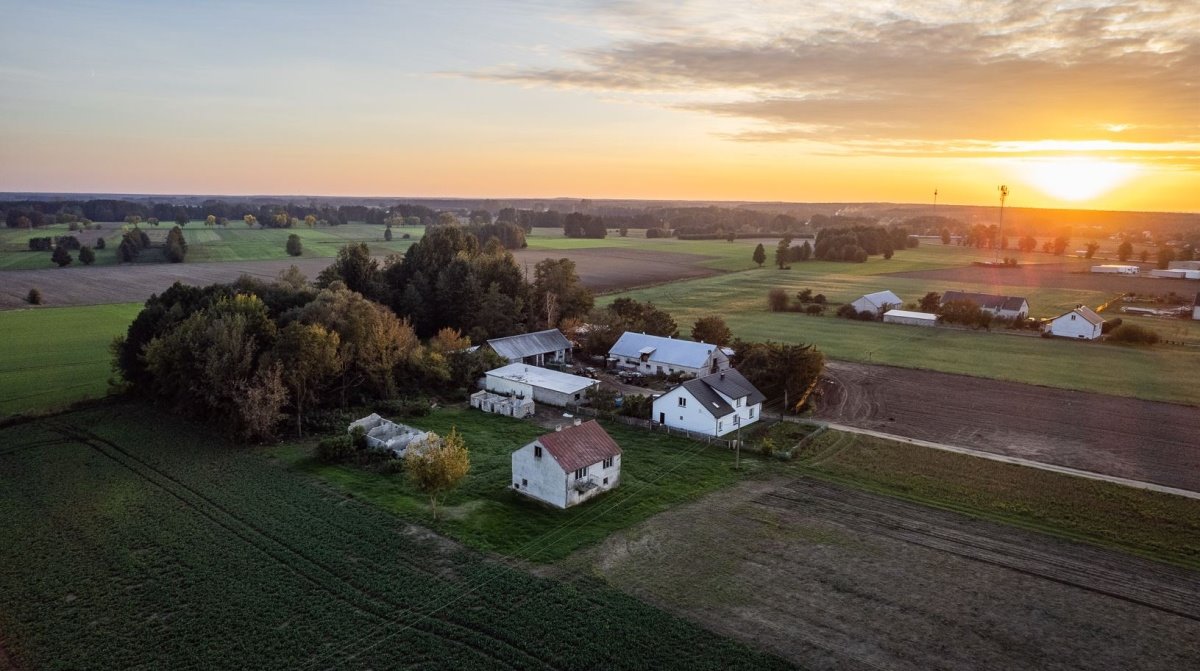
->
[275,408,763,562]
[0,303,142,417]
[0,222,423,269]
[791,430,1200,569]
[0,405,789,670]
[605,258,1200,406]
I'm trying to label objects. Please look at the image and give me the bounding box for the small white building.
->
[511,420,622,509]
[652,368,765,438]
[347,414,433,456]
[608,332,730,378]
[850,290,903,316]
[484,363,599,407]
[1044,306,1104,340]
[485,329,572,366]
[883,309,938,327]
[469,390,535,418]
[1092,264,1140,275]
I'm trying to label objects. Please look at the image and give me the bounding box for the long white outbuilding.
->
[484,363,599,407]
[883,309,938,327]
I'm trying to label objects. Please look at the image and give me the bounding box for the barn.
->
[1044,305,1104,340]
[511,420,622,509]
[484,363,599,407]
[850,290,903,316]
[608,332,730,378]
[883,309,938,327]
[486,329,572,366]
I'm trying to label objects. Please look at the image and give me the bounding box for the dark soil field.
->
[0,247,717,308]
[888,262,1200,295]
[813,361,1200,492]
[567,476,1200,671]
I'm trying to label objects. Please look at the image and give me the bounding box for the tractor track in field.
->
[760,479,1200,623]
[50,424,563,671]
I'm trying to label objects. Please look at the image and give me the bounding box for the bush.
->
[384,226,393,242]
[377,397,431,418]
[1108,323,1160,345]
[51,246,73,267]
[78,245,96,265]
[95,236,106,250]
[55,235,81,250]
[286,234,303,257]
[804,304,824,315]
[401,233,411,239]
[26,288,42,305]
[316,435,356,464]
[1101,317,1123,334]
[645,228,669,239]
[767,287,789,312]
[350,425,369,451]
[836,304,858,319]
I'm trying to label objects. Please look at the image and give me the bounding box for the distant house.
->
[486,329,572,366]
[484,363,599,407]
[1044,305,1104,340]
[608,332,730,378]
[652,368,765,437]
[941,291,1029,320]
[511,420,621,509]
[1091,264,1140,275]
[883,309,938,327]
[850,290,903,316]
[1193,293,1200,321]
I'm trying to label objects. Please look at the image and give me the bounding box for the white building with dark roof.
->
[850,290,903,316]
[941,291,1030,320]
[511,420,622,509]
[652,368,765,437]
[1044,305,1105,340]
[608,332,730,378]
[484,363,598,407]
[486,329,572,366]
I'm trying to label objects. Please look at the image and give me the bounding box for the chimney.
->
[555,424,562,432]
[719,372,725,380]
[573,418,582,427]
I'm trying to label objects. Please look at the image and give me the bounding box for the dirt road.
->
[566,477,1200,670]
[813,361,1200,493]
[0,247,716,309]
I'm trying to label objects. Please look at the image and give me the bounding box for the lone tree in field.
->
[774,240,790,269]
[51,245,72,267]
[244,214,257,228]
[78,245,96,265]
[752,243,766,267]
[205,215,217,227]
[1116,240,1133,262]
[95,236,106,250]
[26,288,42,305]
[405,428,470,520]
[384,225,393,241]
[164,226,188,263]
[767,287,789,312]
[691,315,733,347]
[286,233,303,257]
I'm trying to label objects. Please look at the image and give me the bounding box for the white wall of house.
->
[652,386,762,437]
[511,440,620,509]
[1194,305,1200,321]
[1046,312,1102,340]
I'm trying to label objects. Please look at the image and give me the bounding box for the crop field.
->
[605,259,1200,405]
[0,405,788,670]
[0,303,142,418]
[275,407,760,561]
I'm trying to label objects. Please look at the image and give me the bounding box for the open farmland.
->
[564,473,1200,671]
[0,405,788,670]
[890,260,1200,295]
[813,361,1200,492]
[0,303,142,417]
[274,407,763,562]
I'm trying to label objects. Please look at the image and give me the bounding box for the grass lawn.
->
[790,430,1200,569]
[0,405,785,670]
[273,407,764,562]
[0,303,142,417]
[605,263,1199,406]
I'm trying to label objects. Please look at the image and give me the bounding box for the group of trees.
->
[574,297,677,356]
[768,288,827,315]
[814,226,912,262]
[731,340,825,412]
[563,213,607,239]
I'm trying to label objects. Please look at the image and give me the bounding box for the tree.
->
[1156,246,1176,269]
[405,428,470,520]
[51,245,72,267]
[1085,242,1100,259]
[732,340,825,413]
[532,258,593,326]
[1051,236,1069,256]
[918,292,941,313]
[238,364,289,442]
[384,225,393,241]
[146,217,159,227]
[767,287,789,312]
[26,288,41,305]
[795,241,812,261]
[1108,323,1160,345]
[691,316,733,347]
[244,214,258,228]
[940,228,951,245]
[95,236,106,250]
[1139,250,1149,263]
[273,322,341,436]
[205,215,217,227]
[316,243,383,301]
[429,327,471,354]
[286,234,303,257]
[78,245,96,265]
[304,214,317,229]
[752,243,766,267]
[276,265,308,289]
[175,213,189,227]
[164,226,188,263]
[774,240,789,269]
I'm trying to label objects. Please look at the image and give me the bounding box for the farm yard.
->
[813,361,1200,492]
[0,405,789,671]
[564,474,1200,671]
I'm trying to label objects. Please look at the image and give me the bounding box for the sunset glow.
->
[0,1,1196,211]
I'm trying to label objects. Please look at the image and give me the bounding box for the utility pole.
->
[933,187,938,214]
[996,185,1008,264]
[734,415,742,471]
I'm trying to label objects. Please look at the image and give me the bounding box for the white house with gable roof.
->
[1044,305,1104,340]
[608,332,730,378]
[511,420,622,509]
[652,368,765,437]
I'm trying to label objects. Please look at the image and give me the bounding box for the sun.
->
[1022,157,1140,202]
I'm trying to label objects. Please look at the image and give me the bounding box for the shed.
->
[486,329,572,366]
[850,290,903,316]
[883,309,938,327]
[1043,306,1104,340]
[484,363,599,407]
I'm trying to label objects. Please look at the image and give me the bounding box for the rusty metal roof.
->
[538,420,621,472]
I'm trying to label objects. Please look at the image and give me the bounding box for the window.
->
[514,482,520,489]
[534,445,542,458]
[736,398,742,407]
[522,478,528,487]
[1071,315,1076,321]
[603,477,609,485]
[574,467,588,480]
[718,420,723,432]
[678,397,687,408]
[603,457,614,468]
[574,393,581,400]
[749,407,755,419]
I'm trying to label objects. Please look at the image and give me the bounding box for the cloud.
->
[469,1,1200,162]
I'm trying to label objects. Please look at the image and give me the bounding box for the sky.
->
[1,0,1197,211]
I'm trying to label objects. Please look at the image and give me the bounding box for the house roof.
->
[884,309,938,321]
[941,291,1028,312]
[487,329,571,361]
[609,332,720,369]
[857,290,903,310]
[675,368,766,418]
[485,363,597,394]
[1055,305,1104,325]
[538,420,622,472]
